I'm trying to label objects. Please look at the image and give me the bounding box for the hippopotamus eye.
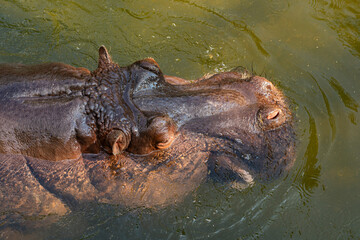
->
[125,115,178,155]
[156,138,174,150]
[137,58,161,75]
[148,116,178,150]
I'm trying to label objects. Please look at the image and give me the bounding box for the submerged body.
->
[0,46,295,220]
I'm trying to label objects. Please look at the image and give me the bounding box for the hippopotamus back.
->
[0,63,93,161]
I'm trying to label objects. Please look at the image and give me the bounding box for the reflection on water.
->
[310,0,360,58]
[297,108,321,199]
[328,76,358,126]
[328,77,359,113]
[174,0,270,57]
[310,73,337,140]
[0,0,360,239]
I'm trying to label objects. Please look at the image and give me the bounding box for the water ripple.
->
[309,73,337,141]
[328,77,359,113]
[174,0,269,57]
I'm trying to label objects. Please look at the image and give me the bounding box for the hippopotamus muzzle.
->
[0,46,295,216]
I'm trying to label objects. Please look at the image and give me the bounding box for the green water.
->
[0,0,359,239]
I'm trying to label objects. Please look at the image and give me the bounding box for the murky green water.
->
[1,0,359,239]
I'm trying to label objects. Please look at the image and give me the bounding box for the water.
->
[0,0,359,239]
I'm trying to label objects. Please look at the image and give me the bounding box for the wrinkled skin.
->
[0,46,295,222]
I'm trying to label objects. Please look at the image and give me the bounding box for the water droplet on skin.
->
[132,127,139,137]
[243,154,251,160]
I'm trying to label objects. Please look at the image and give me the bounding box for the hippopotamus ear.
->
[105,129,130,155]
[98,45,113,69]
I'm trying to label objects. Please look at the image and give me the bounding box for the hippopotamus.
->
[0,46,295,220]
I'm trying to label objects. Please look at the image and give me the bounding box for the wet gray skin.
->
[0,46,295,219]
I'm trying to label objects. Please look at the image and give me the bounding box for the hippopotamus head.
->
[98,47,296,185]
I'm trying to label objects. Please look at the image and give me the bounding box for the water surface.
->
[0,0,359,239]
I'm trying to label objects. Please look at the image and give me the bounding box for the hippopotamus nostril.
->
[257,79,274,92]
[265,83,273,91]
[230,66,253,80]
[251,76,274,88]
